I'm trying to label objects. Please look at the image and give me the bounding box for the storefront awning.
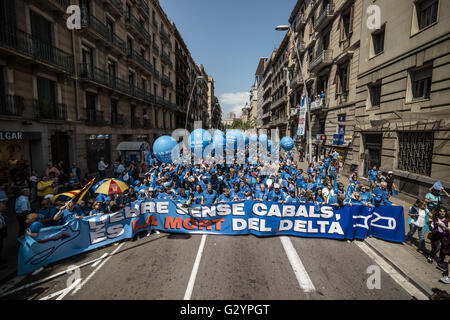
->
[116,141,149,151]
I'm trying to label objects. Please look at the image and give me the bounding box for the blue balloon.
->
[212,130,226,150]
[242,133,249,146]
[259,134,268,149]
[226,129,243,149]
[153,136,178,164]
[250,134,258,143]
[268,139,272,151]
[189,129,212,151]
[280,136,294,151]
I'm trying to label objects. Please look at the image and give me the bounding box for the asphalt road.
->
[0,231,418,300]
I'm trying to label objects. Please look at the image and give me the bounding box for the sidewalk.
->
[295,159,449,296]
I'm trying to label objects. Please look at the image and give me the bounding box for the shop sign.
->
[0,131,23,140]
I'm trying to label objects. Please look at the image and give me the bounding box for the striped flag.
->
[71,178,95,205]
[52,189,81,204]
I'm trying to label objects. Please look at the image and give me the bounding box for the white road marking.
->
[184,234,207,300]
[92,253,108,267]
[70,242,125,296]
[39,278,81,300]
[280,236,315,293]
[355,241,429,300]
[0,250,117,298]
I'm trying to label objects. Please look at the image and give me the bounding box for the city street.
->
[0,231,421,300]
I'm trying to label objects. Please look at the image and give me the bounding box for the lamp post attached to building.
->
[185,76,205,132]
[275,24,312,164]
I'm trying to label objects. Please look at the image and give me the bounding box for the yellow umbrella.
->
[94,178,129,195]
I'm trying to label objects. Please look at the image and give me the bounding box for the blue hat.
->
[432,181,442,191]
[135,180,141,186]
[96,194,106,202]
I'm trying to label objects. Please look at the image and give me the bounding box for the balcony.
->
[155,96,177,111]
[310,97,328,111]
[79,64,131,95]
[142,118,151,129]
[290,75,302,89]
[271,116,288,127]
[160,51,172,68]
[152,68,160,79]
[271,95,287,110]
[136,0,150,17]
[33,0,70,14]
[315,3,335,32]
[159,28,172,49]
[295,14,307,31]
[0,94,24,116]
[100,0,123,18]
[152,41,159,54]
[85,109,107,126]
[81,9,126,56]
[0,25,74,74]
[309,49,333,72]
[160,74,173,88]
[130,118,142,129]
[127,48,154,75]
[125,12,151,42]
[110,113,126,127]
[34,99,67,121]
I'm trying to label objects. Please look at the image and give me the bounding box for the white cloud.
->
[219,92,250,118]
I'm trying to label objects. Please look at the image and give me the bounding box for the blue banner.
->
[18,201,404,275]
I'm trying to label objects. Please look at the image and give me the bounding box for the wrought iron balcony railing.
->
[315,3,335,31]
[130,118,142,129]
[159,28,172,48]
[160,51,172,68]
[127,48,154,74]
[110,113,126,126]
[34,99,67,120]
[85,109,106,126]
[81,9,126,54]
[79,63,131,95]
[0,24,74,73]
[136,0,150,16]
[160,74,173,88]
[309,49,333,72]
[0,94,24,116]
[125,11,151,42]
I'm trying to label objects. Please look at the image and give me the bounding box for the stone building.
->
[0,0,211,181]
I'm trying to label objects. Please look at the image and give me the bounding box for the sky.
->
[159,0,296,119]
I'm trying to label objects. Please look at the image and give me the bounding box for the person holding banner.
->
[53,200,84,224]
[267,184,285,203]
[202,184,218,206]
[254,184,268,202]
[37,199,58,227]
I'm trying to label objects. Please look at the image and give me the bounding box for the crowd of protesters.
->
[0,147,448,284]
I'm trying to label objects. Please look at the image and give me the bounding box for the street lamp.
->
[184,75,205,132]
[276,24,313,164]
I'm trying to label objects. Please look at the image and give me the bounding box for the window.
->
[340,5,354,43]
[410,66,432,100]
[369,83,382,108]
[336,62,350,96]
[371,25,385,56]
[417,0,438,30]
[398,131,434,176]
[30,10,52,44]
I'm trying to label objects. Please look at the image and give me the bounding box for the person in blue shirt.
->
[202,184,218,206]
[285,188,299,204]
[175,188,189,205]
[243,189,253,200]
[89,201,104,216]
[267,184,285,203]
[358,185,373,207]
[37,198,58,227]
[218,187,232,203]
[371,182,391,206]
[53,201,84,224]
[254,184,267,201]
[347,192,362,206]
[306,177,316,193]
[25,213,43,238]
[143,187,157,201]
[368,166,378,191]
[328,162,337,186]
[323,156,331,170]
[230,184,244,201]
[315,188,325,205]
[303,190,315,204]
[191,185,204,205]
[157,186,175,200]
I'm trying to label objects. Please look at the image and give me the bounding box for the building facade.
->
[0,0,212,181]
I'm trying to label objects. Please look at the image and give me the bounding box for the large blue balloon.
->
[212,130,226,150]
[259,134,268,149]
[189,129,212,151]
[153,136,178,163]
[268,139,272,151]
[250,134,258,144]
[242,133,249,146]
[280,136,294,151]
[226,129,243,149]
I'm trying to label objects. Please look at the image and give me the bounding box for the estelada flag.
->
[71,178,95,205]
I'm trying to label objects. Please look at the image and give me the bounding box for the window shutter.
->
[339,16,345,41]
[346,62,351,91]
[335,68,342,94]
